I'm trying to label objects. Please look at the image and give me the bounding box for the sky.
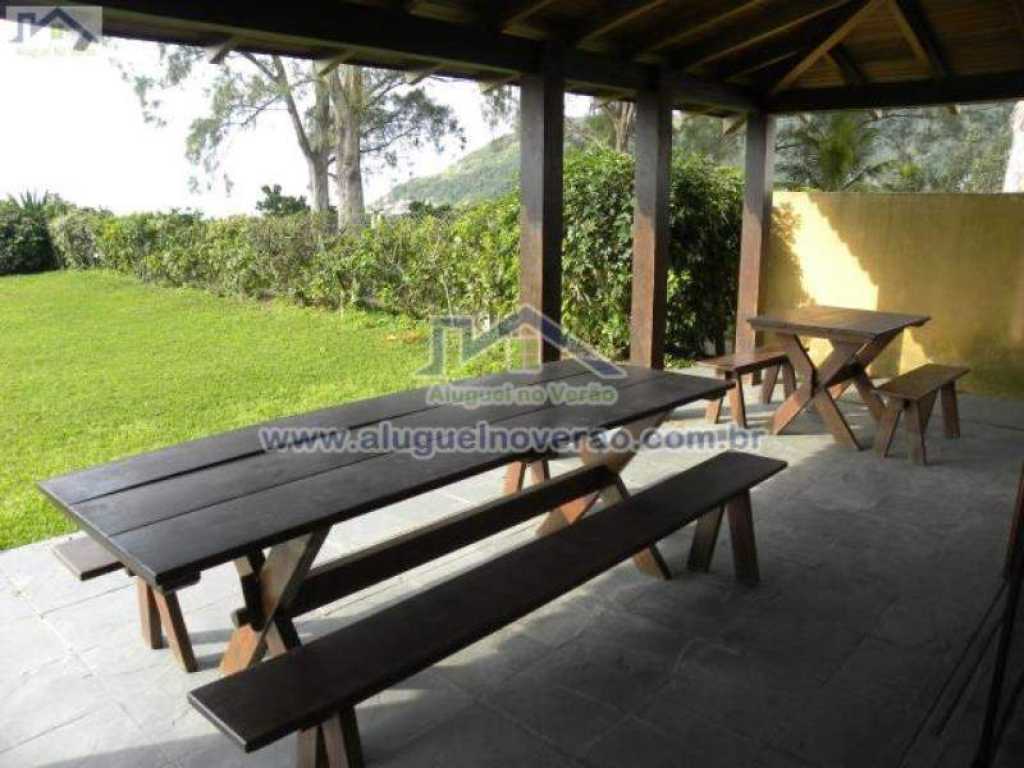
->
[0,20,589,216]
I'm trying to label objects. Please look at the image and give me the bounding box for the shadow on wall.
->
[762,192,1024,398]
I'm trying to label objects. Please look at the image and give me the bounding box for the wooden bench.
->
[53,536,199,672]
[873,364,969,465]
[189,451,786,767]
[698,347,796,429]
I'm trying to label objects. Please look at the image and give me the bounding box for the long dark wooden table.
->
[40,361,729,674]
[749,306,929,449]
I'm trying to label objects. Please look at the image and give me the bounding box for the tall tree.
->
[776,112,892,191]
[123,47,463,228]
[1005,102,1024,193]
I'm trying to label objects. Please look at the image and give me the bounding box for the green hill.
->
[381,133,520,209]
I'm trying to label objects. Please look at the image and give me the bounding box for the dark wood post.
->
[734,112,776,360]
[519,47,565,363]
[629,76,673,369]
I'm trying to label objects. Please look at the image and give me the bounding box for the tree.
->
[1004,102,1024,192]
[123,47,463,229]
[256,184,309,217]
[777,112,893,191]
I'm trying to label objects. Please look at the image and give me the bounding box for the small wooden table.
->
[749,306,929,449]
[39,361,729,675]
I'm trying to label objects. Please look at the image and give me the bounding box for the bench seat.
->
[874,364,970,465]
[52,535,200,672]
[697,347,796,428]
[189,451,786,762]
[53,536,123,581]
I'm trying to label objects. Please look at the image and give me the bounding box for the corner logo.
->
[6,5,102,51]
[417,305,626,380]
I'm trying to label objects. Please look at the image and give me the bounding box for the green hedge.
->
[40,147,742,359]
[0,201,60,275]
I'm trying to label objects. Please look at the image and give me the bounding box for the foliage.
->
[0,198,60,275]
[778,113,892,191]
[50,146,741,360]
[49,209,109,269]
[0,270,433,550]
[256,184,310,217]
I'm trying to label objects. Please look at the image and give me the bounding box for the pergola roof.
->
[25,0,1024,113]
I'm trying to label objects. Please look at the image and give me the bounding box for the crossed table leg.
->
[771,333,893,449]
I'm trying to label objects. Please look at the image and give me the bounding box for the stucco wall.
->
[762,191,1024,398]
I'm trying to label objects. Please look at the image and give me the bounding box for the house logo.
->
[417,305,626,380]
[6,5,102,52]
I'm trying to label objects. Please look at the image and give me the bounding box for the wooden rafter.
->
[769,0,882,94]
[406,63,443,84]
[315,51,354,78]
[205,36,241,65]
[669,0,851,71]
[1011,0,1024,38]
[498,0,560,30]
[634,0,766,57]
[570,0,667,47]
[768,70,1024,112]
[887,0,950,78]
[829,44,868,85]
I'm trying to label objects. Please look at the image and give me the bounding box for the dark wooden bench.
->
[53,536,199,672]
[697,347,796,429]
[873,364,970,465]
[189,451,786,767]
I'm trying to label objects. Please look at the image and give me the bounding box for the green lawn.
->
[0,271,440,550]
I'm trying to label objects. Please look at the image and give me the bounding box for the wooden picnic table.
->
[749,305,930,450]
[39,360,729,675]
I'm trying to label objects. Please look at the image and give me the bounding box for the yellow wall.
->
[763,191,1024,398]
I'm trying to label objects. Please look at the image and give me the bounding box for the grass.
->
[0,270,444,550]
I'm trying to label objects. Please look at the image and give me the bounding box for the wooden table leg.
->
[726,491,760,585]
[503,459,551,494]
[136,578,163,650]
[727,373,748,429]
[828,330,899,407]
[535,411,670,577]
[221,528,328,675]
[874,399,902,457]
[761,365,780,405]
[773,335,862,449]
[153,590,198,673]
[687,507,724,573]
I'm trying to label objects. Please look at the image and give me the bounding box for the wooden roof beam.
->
[204,36,241,65]
[634,0,766,58]
[570,0,668,47]
[1014,0,1024,38]
[769,0,882,94]
[828,44,868,85]
[767,70,1024,112]
[315,51,355,78]
[406,63,443,85]
[886,0,950,78]
[497,0,560,31]
[669,0,852,71]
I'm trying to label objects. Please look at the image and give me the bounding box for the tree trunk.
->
[309,75,333,214]
[331,66,367,230]
[1004,101,1024,193]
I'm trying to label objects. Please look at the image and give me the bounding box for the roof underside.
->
[27,0,1024,113]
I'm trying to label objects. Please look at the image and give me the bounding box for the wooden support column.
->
[734,113,776,360]
[629,75,673,370]
[519,47,565,363]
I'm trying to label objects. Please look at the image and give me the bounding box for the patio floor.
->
[3,371,1024,768]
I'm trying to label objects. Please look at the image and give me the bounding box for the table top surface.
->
[40,361,729,589]
[748,305,930,342]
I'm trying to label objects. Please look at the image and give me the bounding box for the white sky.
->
[0,21,590,215]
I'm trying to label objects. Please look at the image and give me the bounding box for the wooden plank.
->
[768,71,1024,112]
[697,347,789,375]
[188,451,787,752]
[887,0,950,77]
[287,464,619,617]
[519,46,564,364]
[669,0,852,70]
[39,361,588,507]
[686,507,724,572]
[53,536,121,581]
[629,75,673,369]
[748,305,929,343]
[153,590,198,673]
[69,366,621,538]
[770,0,882,94]
[726,490,759,584]
[633,0,767,57]
[876,364,969,400]
[940,382,960,439]
[570,0,667,47]
[137,578,163,650]
[727,375,749,429]
[497,0,560,30]
[111,372,731,588]
[829,43,869,85]
[735,113,776,360]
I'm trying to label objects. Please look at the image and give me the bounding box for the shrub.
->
[0,200,58,275]
[49,209,108,269]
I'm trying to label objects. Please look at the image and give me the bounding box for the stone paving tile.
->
[0,568,35,621]
[0,539,128,614]
[0,614,71,685]
[0,703,173,768]
[371,705,579,768]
